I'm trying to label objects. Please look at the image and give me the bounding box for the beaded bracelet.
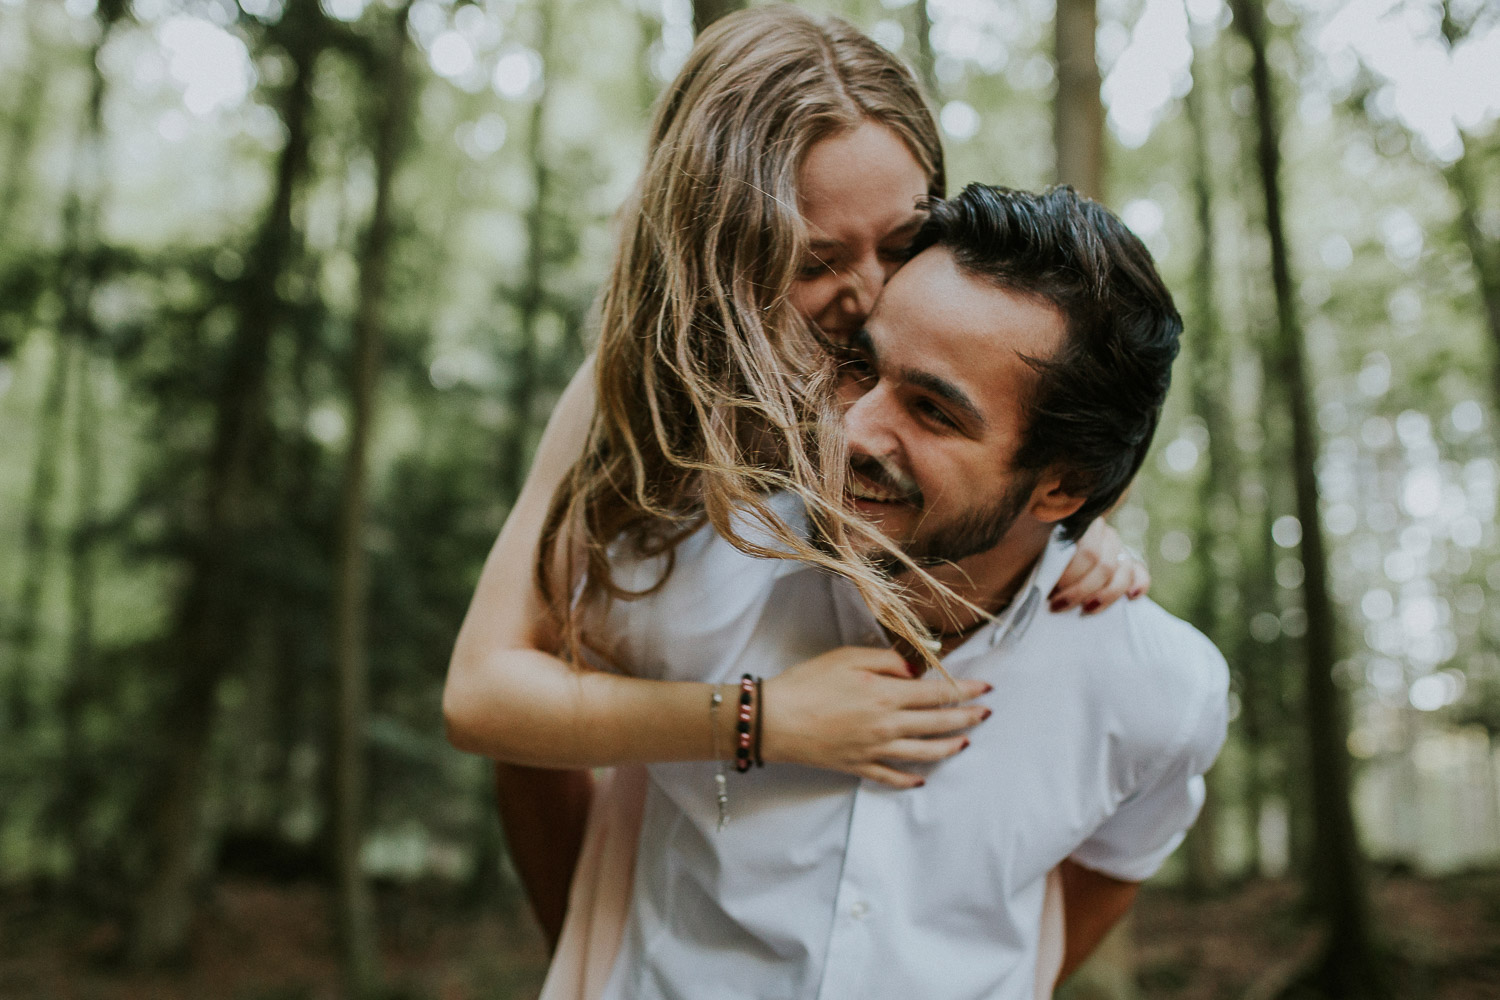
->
[735,674,755,773]
[753,676,765,768]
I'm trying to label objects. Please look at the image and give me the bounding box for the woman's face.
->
[790,121,931,342]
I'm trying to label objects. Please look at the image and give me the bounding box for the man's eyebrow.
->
[902,368,987,431]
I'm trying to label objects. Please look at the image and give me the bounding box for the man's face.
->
[837,247,1069,569]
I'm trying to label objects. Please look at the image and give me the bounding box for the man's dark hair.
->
[911,183,1182,541]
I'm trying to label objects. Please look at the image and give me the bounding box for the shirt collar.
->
[949,530,1076,663]
[822,529,1078,662]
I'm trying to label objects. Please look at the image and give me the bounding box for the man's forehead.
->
[869,248,1064,362]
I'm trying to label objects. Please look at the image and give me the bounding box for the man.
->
[571,185,1228,998]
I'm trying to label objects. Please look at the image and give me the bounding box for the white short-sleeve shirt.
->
[592,509,1229,1000]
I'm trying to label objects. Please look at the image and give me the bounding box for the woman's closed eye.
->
[878,243,916,265]
[799,257,835,279]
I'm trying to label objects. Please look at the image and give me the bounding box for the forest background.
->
[1,0,1498,997]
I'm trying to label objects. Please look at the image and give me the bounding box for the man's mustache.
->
[848,454,923,506]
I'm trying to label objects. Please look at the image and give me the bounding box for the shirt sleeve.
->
[1068,658,1229,883]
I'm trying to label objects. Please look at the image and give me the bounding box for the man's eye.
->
[918,399,956,428]
[879,243,916,264]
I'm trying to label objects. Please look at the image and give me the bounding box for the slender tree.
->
[1180,34,1235,895]
[1446,141,1500,411]
[691,0,743,35]
[329,5,413,993]
[1228,0,1385,993]
[7,0,123,734]
[0,2,47,242]
[496,4,557,506]
[909,0,939,101]
[1054,0,1105,199]
[9,333,70,730]
[1053,4,1135,994]
[128,0,326,964]
[1438,3,1500,414]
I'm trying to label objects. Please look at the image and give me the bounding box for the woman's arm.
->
[443,358,991,776]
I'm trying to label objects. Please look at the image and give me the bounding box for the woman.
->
[444,6,1145,994]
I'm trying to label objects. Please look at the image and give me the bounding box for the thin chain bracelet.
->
[709,686,729,831]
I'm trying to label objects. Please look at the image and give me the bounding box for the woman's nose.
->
[836,255,886,320]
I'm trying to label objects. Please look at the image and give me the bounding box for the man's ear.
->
[1026,473,1087,525]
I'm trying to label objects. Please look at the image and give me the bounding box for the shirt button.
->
[849,901,869,920]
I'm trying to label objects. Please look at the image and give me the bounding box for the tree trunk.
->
[329,7,412,994]
[8,332,71,731]
[127,1,322,965]
[1439,3,1500,416]
[1054,0,1105,199]
[1053,4,1132,991]
[0,2,48,242]
[498,1,556,507]
[1180,32,1239,896]
[691,0,743,35]
[910,1,939,100]
[7,0,120,734]
[58,345,102,882]
[1228,0,1385,993]
[1445,138,1500,413]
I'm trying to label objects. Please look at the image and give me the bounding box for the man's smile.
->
[846,455,922,510]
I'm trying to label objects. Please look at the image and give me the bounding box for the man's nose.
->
[843,382,898,459]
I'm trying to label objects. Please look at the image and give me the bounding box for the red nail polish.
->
[960,738,970,751]
[915,779,926,787]
[1084,599,1101,614]
[1050,598,1067,612]
[905,660,921,677]
[980,708,992,721]
[982,683,994,694]
[1128,588,1144,600]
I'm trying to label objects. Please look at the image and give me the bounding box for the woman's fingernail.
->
[982,683,994,695]
[1128,588,1144,600]
[904,660,920,677]
[960,738,971,751]
[980,708,992,721]
[1050,598,1068,612]
[1083,599,1101,614]
[915,779,926,788]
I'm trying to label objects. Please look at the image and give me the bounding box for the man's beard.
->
[844,454,1040,576]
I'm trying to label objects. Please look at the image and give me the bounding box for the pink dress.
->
[538,765,1067,1000]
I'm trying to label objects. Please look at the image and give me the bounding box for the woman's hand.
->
[1048,519,1149,614]
[760,647,992,789]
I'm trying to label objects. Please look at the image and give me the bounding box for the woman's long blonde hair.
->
[540,5,952,665]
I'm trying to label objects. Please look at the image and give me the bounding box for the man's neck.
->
[903,520,1056,646]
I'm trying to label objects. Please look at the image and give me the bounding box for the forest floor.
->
[3,872,1498,1000]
